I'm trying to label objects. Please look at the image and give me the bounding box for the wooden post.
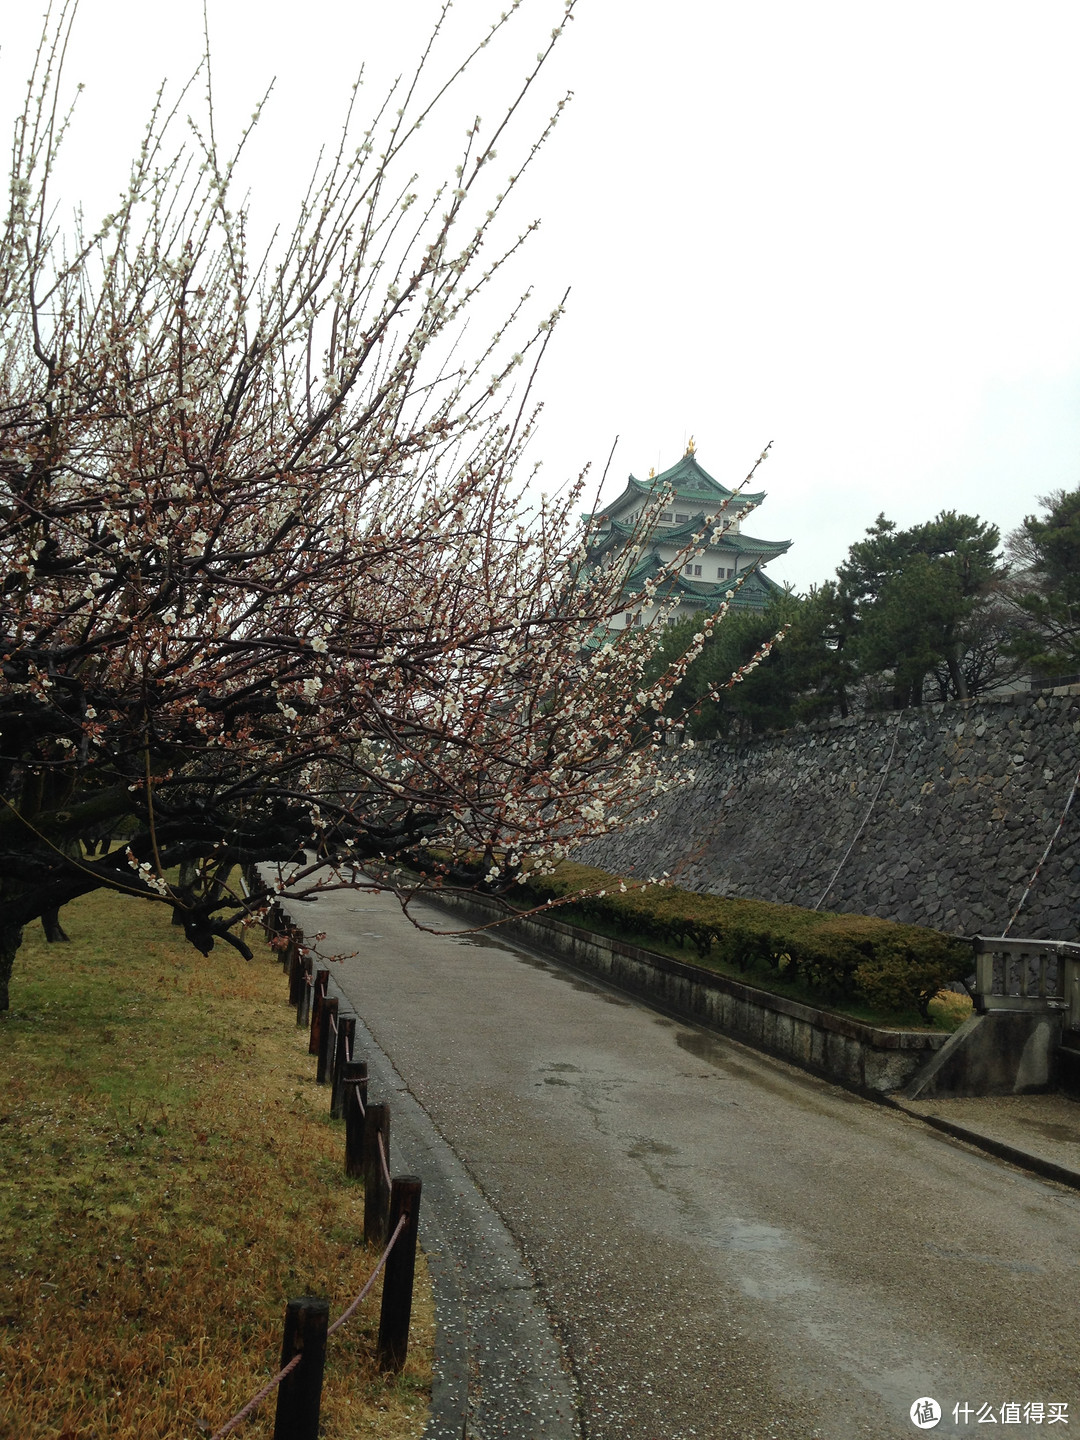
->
[272,1296,329,1440]
[331,1017,356,1118]
[281,926,294,973]
[363,1103,391,1245]
[308,969,330,1055]
[316,997,338,1085]
[344,1061,368,1177]
[296,956,312,1028]
[287,940,303,1007]
[377,1177,423,1372]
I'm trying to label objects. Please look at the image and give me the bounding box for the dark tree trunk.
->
[172,857,200,925]
[41,907,70,943]
[946,641,968,701]
[0,925,23,1012]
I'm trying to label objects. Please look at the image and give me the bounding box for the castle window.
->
[660,511,673,522]
[675,512,689,523]
[693,565,702,577]
[684,564,693,575]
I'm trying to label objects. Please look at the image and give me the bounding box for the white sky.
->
[4,0,1079,592]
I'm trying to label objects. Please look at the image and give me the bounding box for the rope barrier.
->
[209,1354,302,1440]
[207,893,413,1435]
[327,1213,408,1336]
[209,1215,408,1439]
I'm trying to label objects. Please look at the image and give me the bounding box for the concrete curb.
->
[884,1098,1080,1194]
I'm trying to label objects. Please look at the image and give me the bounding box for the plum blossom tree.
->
[0,1,751,1008]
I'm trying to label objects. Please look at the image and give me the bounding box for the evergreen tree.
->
[838,511,1002,706]
[1004,486,1080,678]
[650,591,810,740]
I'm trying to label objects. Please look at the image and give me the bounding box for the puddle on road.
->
[1022,1117,1080,1146]
[447,931,518,953]
[624,1135,682,1194]
[713,1220,790,1252]
[449,932,631,1000]
[627,1137,679,1160]
[492,949,632,1005]
[738,1273,820,1301]
[924,1242,1042,1274]
[675,1029,860,1117]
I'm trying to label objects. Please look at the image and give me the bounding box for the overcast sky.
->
[4,0,1079,592]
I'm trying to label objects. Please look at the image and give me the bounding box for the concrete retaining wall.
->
[431,889,948,1095]
[903,1011,1063,1099]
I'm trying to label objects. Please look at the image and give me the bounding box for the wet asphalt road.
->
[288,881,1080,1440]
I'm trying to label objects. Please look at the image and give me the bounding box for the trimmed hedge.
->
[511,862,972,1021]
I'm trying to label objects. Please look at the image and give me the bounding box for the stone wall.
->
[578,688,1080,939]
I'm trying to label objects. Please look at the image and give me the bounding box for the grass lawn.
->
[0,886,433,1440]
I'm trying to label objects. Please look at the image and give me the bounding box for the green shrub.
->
[853,950,966,1022]
[514,861,971,1020]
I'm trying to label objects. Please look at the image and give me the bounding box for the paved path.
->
[287,881,1080,1440]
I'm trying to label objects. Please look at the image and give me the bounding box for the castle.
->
[582,443,792,628]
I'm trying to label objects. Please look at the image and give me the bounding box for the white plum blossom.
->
[0,0,766,988]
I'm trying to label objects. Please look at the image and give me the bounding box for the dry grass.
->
[0,887,433,1440]
[926,987,974,1032]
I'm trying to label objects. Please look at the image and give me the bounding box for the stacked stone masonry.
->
[579,689,1080,940]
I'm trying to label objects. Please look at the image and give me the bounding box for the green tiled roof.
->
[585,512,790,563]
[647,451,767,506]
[585,452,767,524]
[615,553,784,613]
[656,517,790,554]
